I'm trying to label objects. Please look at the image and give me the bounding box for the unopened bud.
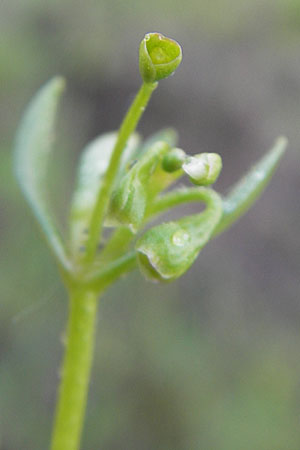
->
[108,141,170,232]
[182,153,222,186]
[162,147,186,172]
[139,32,182,84]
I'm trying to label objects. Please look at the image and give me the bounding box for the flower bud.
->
[182,153,222,186]
[139,32,182,83]
[107,141,170,232]
[162,147,186,172]
[108,176,146,233]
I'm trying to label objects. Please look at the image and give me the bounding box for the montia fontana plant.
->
[14,32,287,450]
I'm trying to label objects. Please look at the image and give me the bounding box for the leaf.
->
[14,77,70,270]
[69,131,140,255]
[136,188,222,282]
[214,137,287,236]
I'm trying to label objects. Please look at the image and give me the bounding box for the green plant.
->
[14,32,287,450]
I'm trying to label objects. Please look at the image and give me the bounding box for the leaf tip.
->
[51,76,66,95]
[274,135,288,156]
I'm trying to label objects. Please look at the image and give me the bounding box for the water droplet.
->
[172,230,190,247]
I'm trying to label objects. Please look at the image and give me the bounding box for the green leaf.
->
[136,188,222,282]
[14,77,70,270]
[69,131,140,255]
[214,136,287,236]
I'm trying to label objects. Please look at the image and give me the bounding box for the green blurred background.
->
[1,0,300,449]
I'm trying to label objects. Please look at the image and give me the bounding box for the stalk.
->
[51,80,158,450]
[50,288,100,450]
[84,81,157,264]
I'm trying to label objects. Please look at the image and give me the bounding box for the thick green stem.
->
[84,81,157,264]
[50,288,100,450]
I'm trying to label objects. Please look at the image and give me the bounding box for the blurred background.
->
[1,0,300,449]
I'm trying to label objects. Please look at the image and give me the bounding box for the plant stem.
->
[50,288,100,450]
[84,81,157,264]
[147,187,222,218]
[85,251,137,291]
[50,79,158,447]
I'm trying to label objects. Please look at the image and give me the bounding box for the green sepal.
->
[139,32,182,83]
[107,141,170,232]
[214,137,287,236]
[136,188,222,282]
[69,131,140,255]
[14,77,70,270]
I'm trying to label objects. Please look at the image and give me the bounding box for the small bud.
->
[108,141,170,232]
[182,153,222,186]
[162,147,186,172]
[139,32,182,84]
[108,176,146,233]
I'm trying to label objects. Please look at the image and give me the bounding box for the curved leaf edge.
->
[214,136,288,237]
[14,77,71,270]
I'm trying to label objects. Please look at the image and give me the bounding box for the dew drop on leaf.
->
[172,230,190,247]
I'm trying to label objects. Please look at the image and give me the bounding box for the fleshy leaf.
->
[69,131,140,254]
[14,77,70,269]
[214,137,287,236]
[136,188,222,282]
